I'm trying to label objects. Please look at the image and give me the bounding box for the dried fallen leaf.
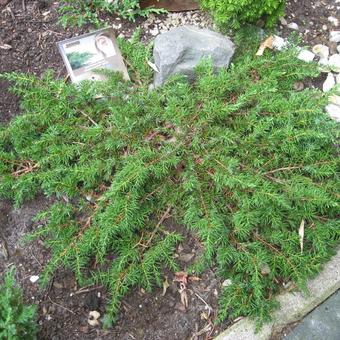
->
[256,36,274,56]
[179,286,189,309]
[162,277,169,296]
[188,276,201,282]
[299,219,305,254]
[174,271,188,285]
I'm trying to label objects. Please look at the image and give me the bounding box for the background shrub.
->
[0,268,37,340]
[200,0,286,28]
[59,0,165,27]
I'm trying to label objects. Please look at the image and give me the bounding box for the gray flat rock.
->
[153,25,235,87]
[285,290,340,340]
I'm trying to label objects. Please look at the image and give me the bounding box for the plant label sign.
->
[57,28,130,83]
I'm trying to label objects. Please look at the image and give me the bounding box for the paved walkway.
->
[284,290,340,340]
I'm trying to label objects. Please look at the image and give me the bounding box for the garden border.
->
[215,248,340,340]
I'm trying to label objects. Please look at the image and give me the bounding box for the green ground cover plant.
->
[59,0,165,27]
[0,32,339,326]
[200,0,286,28]
[0,268,37,339]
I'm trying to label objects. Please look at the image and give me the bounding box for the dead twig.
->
[142,206,172,249]
[194,292,212,317]
[48,296,76,315]
[263,160,334,175]
[73,285,103,295]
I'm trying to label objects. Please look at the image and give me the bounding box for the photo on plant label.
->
[58,28,129,83]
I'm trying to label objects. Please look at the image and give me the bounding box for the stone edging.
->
[215,249,340,340]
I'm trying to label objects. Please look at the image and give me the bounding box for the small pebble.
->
[328,54,340,72]
[297,49,315,62]
[323,73,336,92]
[326,104,340,122]
[29,275,39,283]
[330,31,340,43]
[287,22,299,30]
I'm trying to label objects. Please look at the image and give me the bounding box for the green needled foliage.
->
[0,34,339,326]
[58,0,166,28]
[0,268,37,339]
[200,0,286,28]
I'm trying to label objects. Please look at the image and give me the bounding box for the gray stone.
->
[153,26,235,87]
[285,291,340,340]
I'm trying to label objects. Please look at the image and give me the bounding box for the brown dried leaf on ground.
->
[174,271,188,286]
[256,35,274,56]
[162,277,169,296]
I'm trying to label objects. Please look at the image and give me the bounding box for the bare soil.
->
[0,0,338,339]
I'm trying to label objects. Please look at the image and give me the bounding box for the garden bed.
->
[0,1,339,340]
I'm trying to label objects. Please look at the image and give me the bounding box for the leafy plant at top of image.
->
[0,30,339,328]
[66,51,95,70]
[200,0,286,29]
[58,0,166,28]
[0,267,37,340]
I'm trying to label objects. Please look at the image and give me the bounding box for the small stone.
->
[330,31,340,43]
[88,311,100,327]
[323,25,328,31]
[29,275,39,283]
[329,95,340,106]
[297,49,315,62]
[287,22,299,30]
[222,279,232,287]
[279,17,288,26]
[272,35,288,50]
[328,16,339,27]
[336,73,340,84]
[328,54,340,72]
[325,104,340,122]
[337,45,340,54]
[312,44,330,59]
[260,264,271,275]
[323,73,336,92]
[293,81,305,91]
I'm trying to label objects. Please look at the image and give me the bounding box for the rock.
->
[29,275,39,283]
[272,35,288,50]
[297,49,315,62]
[325,104,340,122]
[336,73,340,84]
[312,44,330,59]
[153,26,235,87]
[287,22,299,30]
[329,95,340,106]
[260,264,271,275]
[293,81,305,91]
[323,73,336,92]
[330,31,340,43]
[279,17,287,26]
[328,54,340,72]
[88,311,100,327]
[328,16,339,27]
[222,279,232,287]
